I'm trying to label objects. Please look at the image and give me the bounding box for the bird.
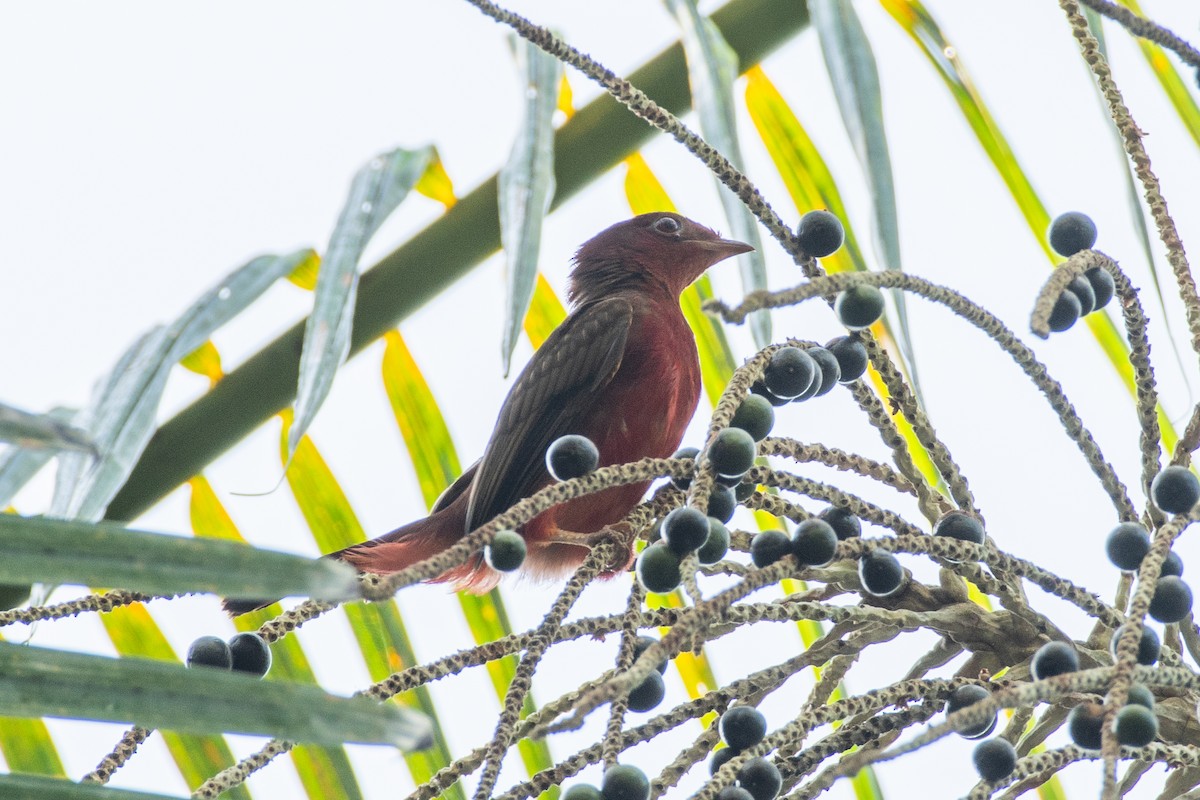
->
[224,212,752,615]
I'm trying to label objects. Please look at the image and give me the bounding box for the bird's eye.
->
[653,217,682,235]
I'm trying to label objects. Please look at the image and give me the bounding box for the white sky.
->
[2,1,1199,798]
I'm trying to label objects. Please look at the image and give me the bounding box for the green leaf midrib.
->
[103,0,811,524]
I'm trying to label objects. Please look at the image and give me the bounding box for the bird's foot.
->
[546,523,637,574]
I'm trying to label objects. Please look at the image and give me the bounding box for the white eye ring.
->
[653,217,681,234]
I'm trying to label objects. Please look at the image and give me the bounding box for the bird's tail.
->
[222,500,487,617]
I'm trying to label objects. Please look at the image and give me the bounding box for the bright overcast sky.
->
[1,1,1199,797]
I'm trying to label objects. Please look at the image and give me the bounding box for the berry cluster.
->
[1044,212,1115,332]
[186,632,272,678]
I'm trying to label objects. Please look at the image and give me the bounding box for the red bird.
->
[226,213,751,614]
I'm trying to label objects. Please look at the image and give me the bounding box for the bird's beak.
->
[697,237,754,260]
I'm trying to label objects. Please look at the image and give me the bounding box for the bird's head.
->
[568,212,754,305]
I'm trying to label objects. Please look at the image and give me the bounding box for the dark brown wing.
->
[465,297,633,531]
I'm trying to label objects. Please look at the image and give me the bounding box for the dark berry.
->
[946,684,996,739]
[751,530,792,568]
[716,471,744,489]
[636,545,682,594]
[485,529,527,572]
[1031,640,1079,680]
[546,434,599,481]
[806,347,841,396]
[228,632,272,678]
[763,347,816,399]
[670,447,699,491]
[632,635,668,674]
[835,285,885,331]
[736,757,781,800]
[934,510,985,544]
[1151,465,1200,514]
[697,518,730,565]
[716,788,755,800]
[972,738,1016,782]
[750,380,791,408]
[792,519,838,567]
[647,519,662,544]
[1048,211,1098,256]
[796,209,844,257]
[1162,550,1184,577]
[1149,576,1193,623]
[1114,704,1158,747]
[1110,622,1160,666]
[708,428,757,479]
[627,671,665,712]
[819,506,860,540]
[1047,291,1082,332]
[187,636,232,670]
[826,335,868,383]
[720,706,767,750]
[1066,274,1096,316]
[1068,701,1105,749]
[661,507,710,555]
[563,785,603,800]
[734,480,756,502]
[707,485,737,524]
[731,395,775,442]
[859,549,905,597]
[601,764,649,800]
[709,746,737,776]
[1128,684,1155,710]
[1106,522,1150,571]
[1085,266,1115,310]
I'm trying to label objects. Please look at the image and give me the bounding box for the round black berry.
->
[228,632,272,678]
[1068,701,1105,749]
[546,434,600,481]
[720,706,767,750]
[792,519,838,567]
[601,764,649,800]
[859,549,905,597]
[972,738,1017,782]
[1031,640,1079,680]
[796,210,844,258]
[819,506,861,540]
[1066,274,1096,316]
[1048,211,1098,257]
[1162,550,1184,578]
[698,518,730,565]
[826,335,868,383]
[1047,291,1082,333]
[1149,576,1193,623]
[661,507,710,556]
[1151,465,1200,514]
[806,347,841,396]
[731,395,775,442]
[1105,522,1150,571]
[716,788,755,800]
[751,530,792,568]
[946,684,996,739]
[750,380,791,408]
[1110,622,1160,666]
[708,428,757,479]
[632,635,668,674]
[563,785,603,800]
[1085,266,1115,310]
[736,757,781,800]
[1114,704,1158,747]
[485,529,527,572]
[670,447,699,491]
[187,636,232,670]
[934,510,985,545]
[707,485,737,525]
[1128,684,1155,710]
[835,285,885,331]
[734,480,756,503]
[636,545,682,594]
[627,671,665,712]
[763,347,816,399]
[709,746,737,776]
